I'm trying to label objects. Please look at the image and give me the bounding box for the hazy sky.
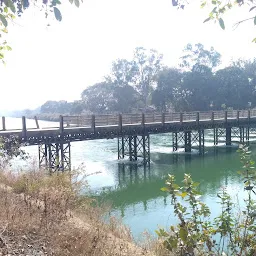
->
[0,0,255,111]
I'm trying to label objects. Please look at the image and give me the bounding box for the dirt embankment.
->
[0,171,155,256]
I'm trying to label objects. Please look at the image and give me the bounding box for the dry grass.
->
[0,168,152,256]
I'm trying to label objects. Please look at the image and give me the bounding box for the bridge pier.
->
[226,127,232,146]
[173,130,204,155]
[184,131,191,153]
[198,130,205,155]
[246,127,250,144]
[39,142,71,172]
[118,134,150,166]
[213,128,226,145]
[240,127,245,143]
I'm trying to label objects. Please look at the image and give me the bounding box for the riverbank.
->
[23,113,61,122]
[0,168,159,256]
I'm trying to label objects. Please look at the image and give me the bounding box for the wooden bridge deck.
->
[1,110,256,145]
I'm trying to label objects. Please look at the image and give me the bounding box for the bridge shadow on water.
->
[95,144,252,217]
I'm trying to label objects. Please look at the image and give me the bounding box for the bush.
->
[157,144,256,256]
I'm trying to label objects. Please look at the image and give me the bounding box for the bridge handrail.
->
[61,110,253,129]
[1,109,254,132]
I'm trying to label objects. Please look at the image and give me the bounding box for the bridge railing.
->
[122,114,142,125]
[59,110,256,131]
[164,113,180,122]
[251,109,256,117]
[63,115,92,127]
[95,114,118,126]
[1,109,256,133]
[144,114,162,123]
[199,111,212,120]
[183,112,197,121]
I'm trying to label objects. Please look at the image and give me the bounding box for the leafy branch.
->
[157,144,256,255]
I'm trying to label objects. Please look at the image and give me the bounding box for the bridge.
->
[0,109,255,171]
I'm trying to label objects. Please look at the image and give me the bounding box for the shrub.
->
[157,144,256,256]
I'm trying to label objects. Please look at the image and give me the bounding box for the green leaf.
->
[252,37,256,43]
[74,0,80,7]
[193,182,200,187]
[212,7,217,13]
[161,187,169,192]
[6,0,16,13]
[53,7,62,21]
[0,14,8,27]
[179,227,188,242]
[155,228,169,237]
[203,17,211,23]
[254,16,256,25]
[219,18,225,30]
[201,2,206,8]
[6,45,12,51]
[180,192,187,198]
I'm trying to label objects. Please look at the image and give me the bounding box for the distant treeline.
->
[15,44,256,120]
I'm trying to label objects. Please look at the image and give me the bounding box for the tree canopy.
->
[16,44,256,117]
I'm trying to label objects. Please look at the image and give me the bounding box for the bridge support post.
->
[184,131,191,153]
[246,127,250,144]
[172,132,178,152]
[173,131,204,154]
[214,128,218,145]
[39,142,71,172]
[226,127,232,146]
[198,130,204,155]
[240,127,245,143]
[118,134,150,166]
[214,128,227,146]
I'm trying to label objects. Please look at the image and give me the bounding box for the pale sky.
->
[0,0,255,111]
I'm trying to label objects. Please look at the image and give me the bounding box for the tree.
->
[113,85,140,113]
[69,100,84,115]
[180,43,221,71]
[233,58,256,106]
[152,68,182,112]
[106,59,137,88]
[133,47,163,108]
[81,81,140,113]
[180,65,215,111]
[106,48,163,110]
[40,100,71,114]
[214,66,252,109]
[81,82,117,113]
[0,0,82,63]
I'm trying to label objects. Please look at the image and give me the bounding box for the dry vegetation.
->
[0,168,153,256]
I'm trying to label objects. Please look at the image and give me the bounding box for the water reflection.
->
[97,146,243,213]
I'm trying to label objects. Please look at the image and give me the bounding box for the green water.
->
[95,144,254,241]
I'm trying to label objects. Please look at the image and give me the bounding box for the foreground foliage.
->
[157,145,256,255]
[172,0,256,42]
[0,136,27,168]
